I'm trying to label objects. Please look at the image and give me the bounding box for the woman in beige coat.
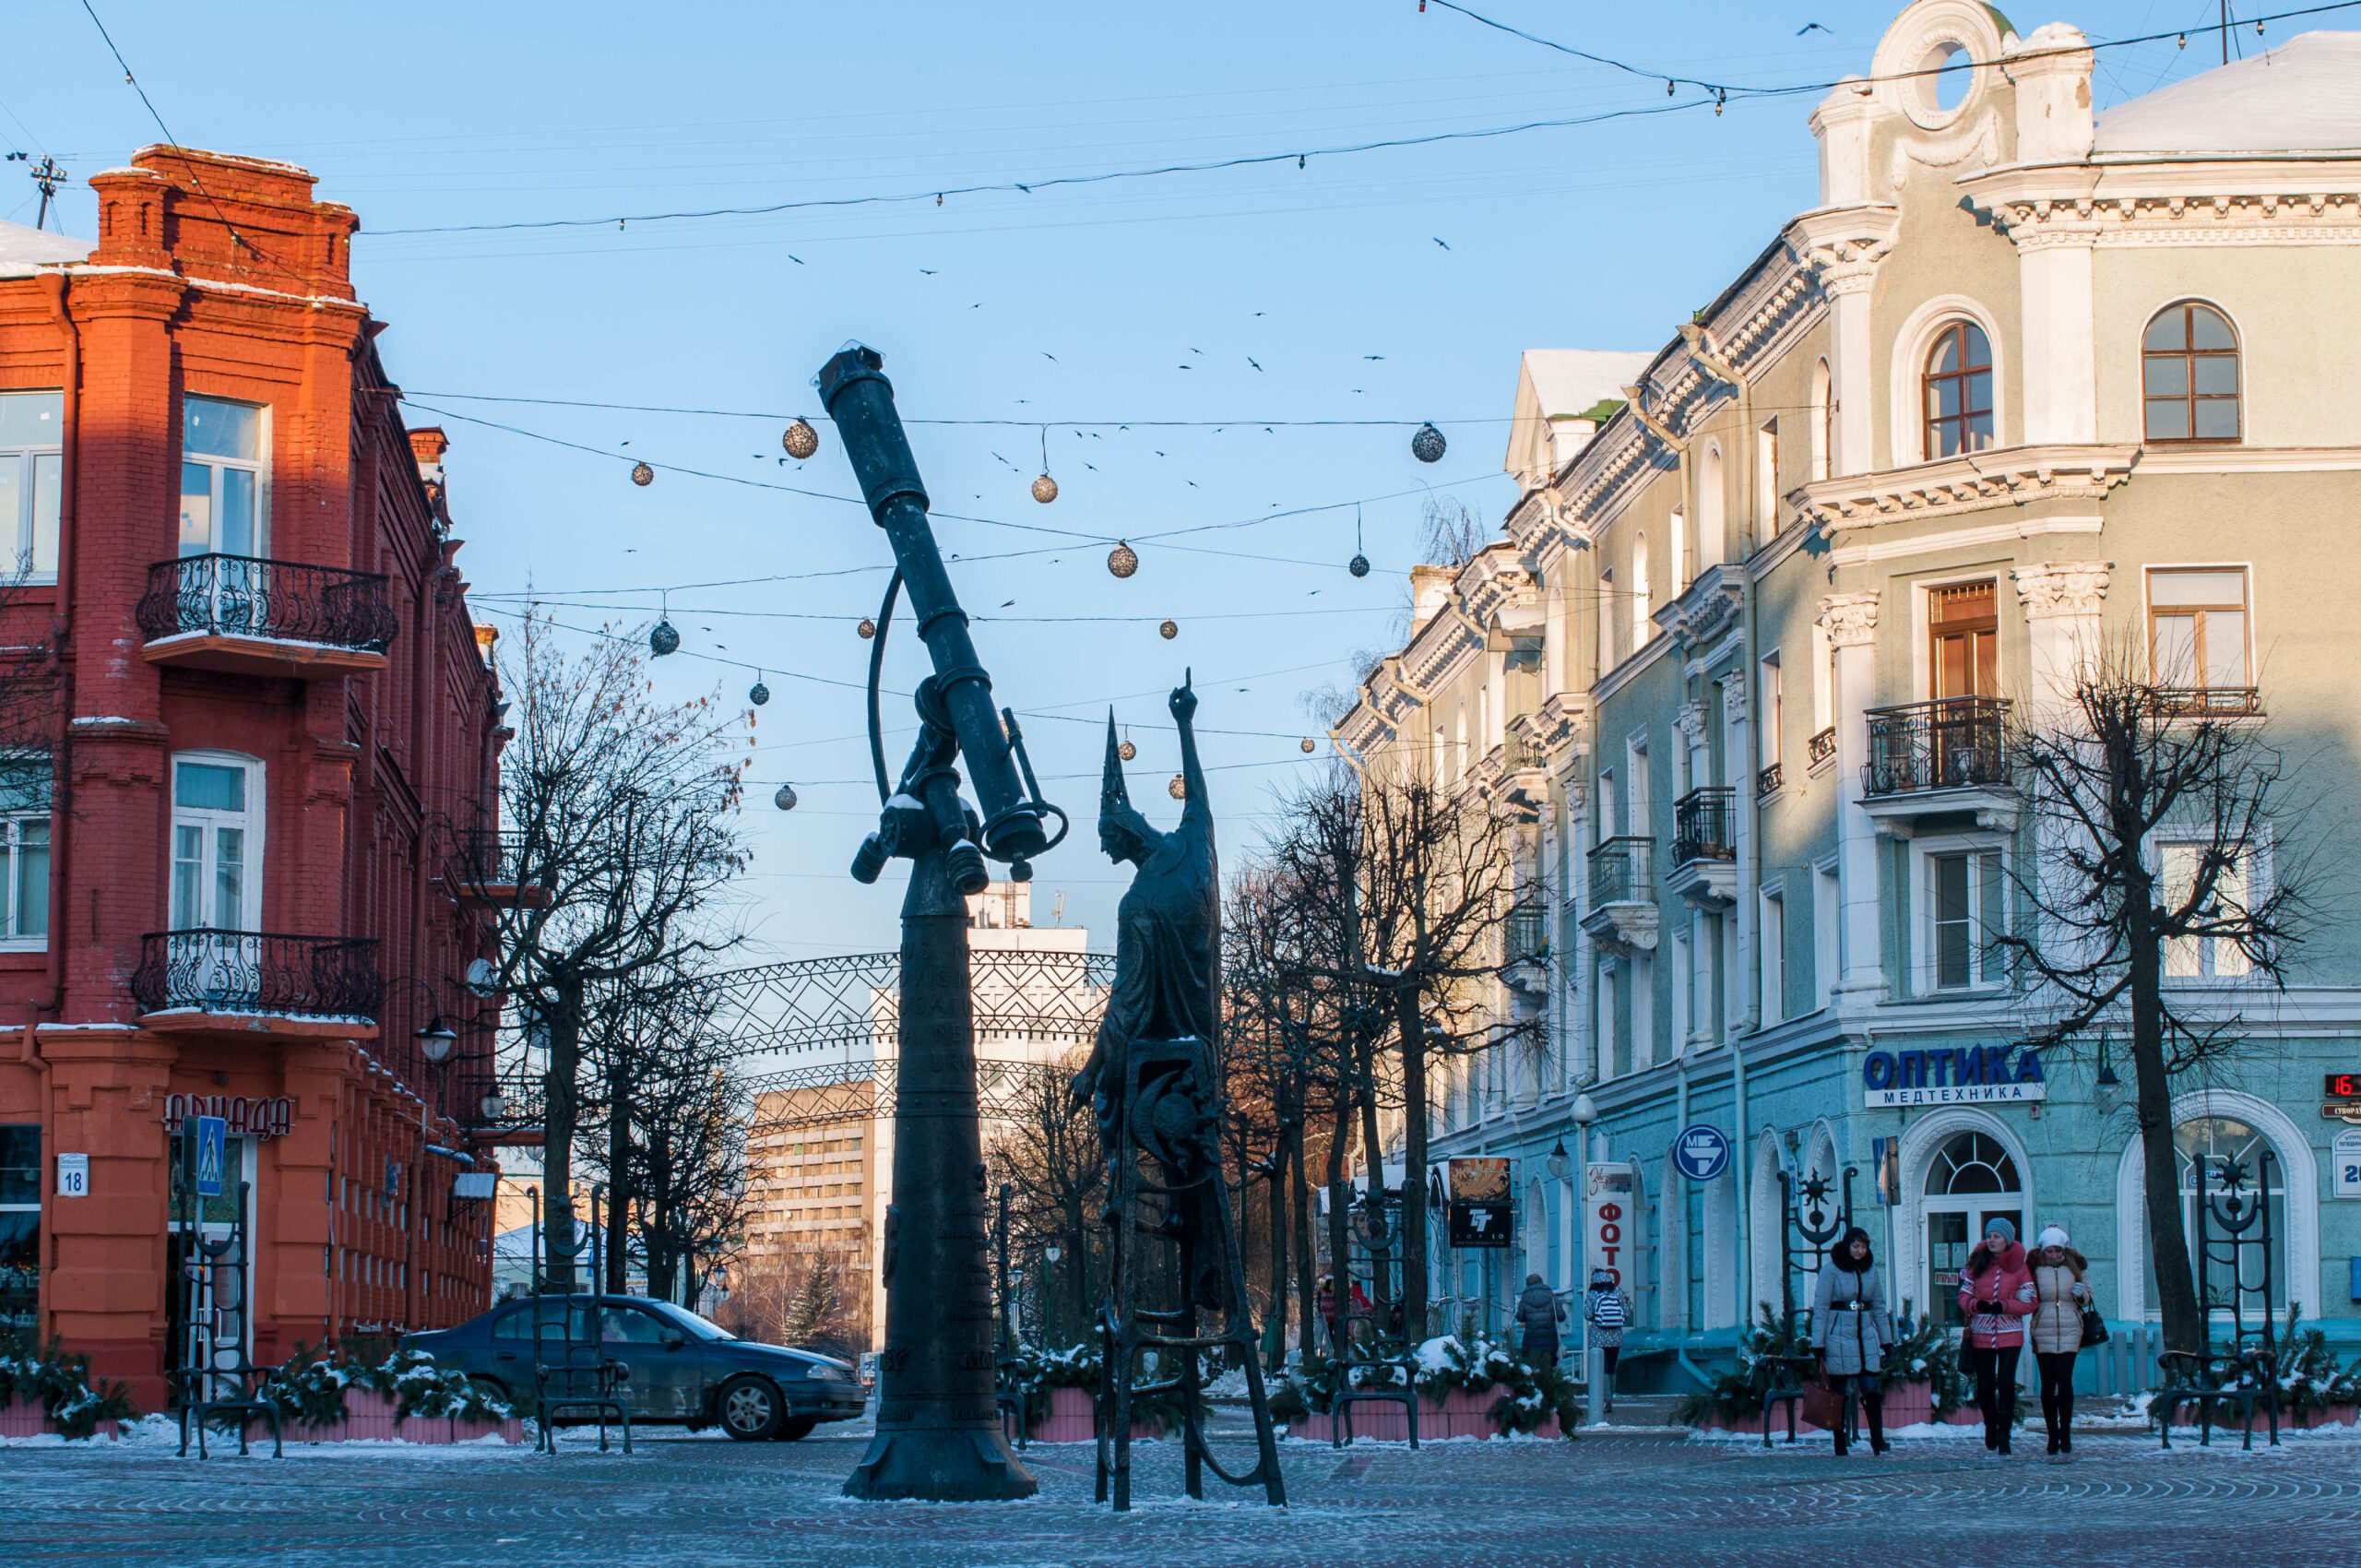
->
[2027,1224,2093,1455]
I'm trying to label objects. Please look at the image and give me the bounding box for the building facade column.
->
[2011,562,2113,719]
[1715,671,1751,1043]
[1819,592,1884,1004]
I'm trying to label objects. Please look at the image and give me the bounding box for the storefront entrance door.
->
[1921,1130,2023,1329]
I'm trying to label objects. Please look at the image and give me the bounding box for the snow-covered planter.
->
[0,1337,137,1440]
[1006,1384,1168,1443]
[1274,1336,1573,1440]
[261,1345,522,1444]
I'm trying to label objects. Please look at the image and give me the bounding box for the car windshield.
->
[645,1301,739,1342]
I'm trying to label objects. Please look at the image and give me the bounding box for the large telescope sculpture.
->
[821,345,1063,1502]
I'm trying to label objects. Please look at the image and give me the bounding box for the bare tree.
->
[1997,643,2309,1355]
[984,1046,1105,1348]
[1418,496,1488,570]
[475,612,750,1288]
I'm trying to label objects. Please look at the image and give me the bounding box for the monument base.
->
[842,1427,1039,1503]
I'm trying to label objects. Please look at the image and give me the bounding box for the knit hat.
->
[1983,1217,2017,1242]
[1526,1273,1545,1286]
[2036,1225,2070,1250]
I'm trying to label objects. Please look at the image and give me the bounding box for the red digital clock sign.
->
[2326,1074,2361,1100]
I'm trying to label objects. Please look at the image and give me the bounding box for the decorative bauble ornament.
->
[774,783,798,812]
[1169,774,1186,800]
[1349,553,1370,578]
[857,617,876,639]
[649,620,680,657]
[749,681,770,707]
[1032,472,1059,504]
[1300,737,1316,754]
[1108,541,1138,578]
[630,460,655,486]
[1158,619,1178,640]
[1118,740,1136,762]
[782,419,819,459]
[1411,422,1447,463]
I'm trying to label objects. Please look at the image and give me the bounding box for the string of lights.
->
[351,0,2360,240]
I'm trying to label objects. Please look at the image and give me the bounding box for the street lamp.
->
[480,1089,508,1122]
[2092,1036,2124,1117]
[416,1015,458,1063]
[1546,1139,1572,1182]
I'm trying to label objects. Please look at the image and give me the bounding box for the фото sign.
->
[1861,1044,2046,1108]
[1447,1157,1513,1249]
[1670,1125,1730,1183]
[1583,1162,1635,1289]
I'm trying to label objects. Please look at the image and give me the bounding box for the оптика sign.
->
[1861,1043,2046,1107]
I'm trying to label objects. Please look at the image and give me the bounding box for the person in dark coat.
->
[1809,1226,1892,1456]
[1515,1273,1564,1368]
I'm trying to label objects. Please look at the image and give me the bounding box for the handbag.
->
[2079,1305,2109,1348]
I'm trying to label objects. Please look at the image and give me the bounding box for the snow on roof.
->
[1504,349,1657,480]
[2094,31,2361,155]
[0,219,93,275]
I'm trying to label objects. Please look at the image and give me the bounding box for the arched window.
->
[2143,302,2240,444]
[2160,1116,2286,1313]
[1922,1129,2022,1326]
[1923,322,1995,458]
[1697,444,1726,566]
[1810,358,1833,480]
[1631,533,1651,645]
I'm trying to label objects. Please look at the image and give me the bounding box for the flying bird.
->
[1432,237,1450,250]
[971,303,983,309]
[1248,357,1263,371]
[1042,352,1058,361]
[1364,355,1384,361]
[1797,21,1832,33]
[1179,364,1192,370]
[1001,600,1015,608]
[919,267,937,274]
[788,255,805,264]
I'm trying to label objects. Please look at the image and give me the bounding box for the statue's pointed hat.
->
[1101,709,1133,828]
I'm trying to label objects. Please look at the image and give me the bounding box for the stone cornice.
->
[1652,562,1747,651]
[1785,205,1902,297]
[1788,444,2139,534]
[1958,161,2361,250]
[1456,548,1539,630]
[1513,690,1590,762]
[2011,560,2111,620]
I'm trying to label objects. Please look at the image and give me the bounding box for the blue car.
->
[403,1295,865,1441]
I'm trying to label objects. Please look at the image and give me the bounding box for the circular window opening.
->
[1916,40,1973,114]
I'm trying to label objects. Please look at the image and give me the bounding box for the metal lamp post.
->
[1572,1094,1604,1427]
[822,346,1060,1503]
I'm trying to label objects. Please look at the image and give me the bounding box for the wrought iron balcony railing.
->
[1503,899,1548,964]
[136,554,401,654]
[1863,696,2010,797]
[1808,726,1836,767]
[456,827,532,889]
[2151,686,2263,719]
[1757,761,1784,798]
[1588,836,1654,907]
[1671,787,1737,865]
[131,931,383,1022]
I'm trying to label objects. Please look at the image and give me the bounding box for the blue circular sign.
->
[1671,1124,1731,1182]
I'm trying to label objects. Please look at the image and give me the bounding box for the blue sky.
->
[3,0,2266,959]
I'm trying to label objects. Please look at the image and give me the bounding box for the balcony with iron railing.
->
[1757,761,1784,798]
[1502,899,1548,965]
[130,931,383,1037]
[1582,837,1658,954]
[136,554,400,678]
[1860,696,2019,834]
[449,827,552,908]
[1667,788,1738,911]
[1808,725,1837,769]
[2150,686,2264,719]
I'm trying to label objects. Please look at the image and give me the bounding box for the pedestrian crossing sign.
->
[194,1116,228,1198]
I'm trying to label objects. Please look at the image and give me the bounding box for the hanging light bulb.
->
[749,675,771,707]
[1158,619,1178,640]
[1349,504,1370,576]
[1410,422,1447,463]
[1118,739,1137,762]
[1300,737,1316,754]
[649,620,679,656]
[782,418,819,459]
[630,460,655,486]
[857,617,876,639]
[774,783,799,812]
[1108,541,1139,578]
[1168,774,1186,800]
[1031,424,1058,503]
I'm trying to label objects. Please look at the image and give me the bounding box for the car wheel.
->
[718,1374,787,1442]
[469,1375,509,1405]
[772,1417,816,1442]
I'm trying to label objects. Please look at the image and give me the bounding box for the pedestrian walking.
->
[1516,1273,1565,1370]
[1809,1226,1892,1456]
[2027,1224,2093,1456]
[1584,1268,1631,1413]
[1316,1275,1338,1353]
[1956,1217,2036,1455]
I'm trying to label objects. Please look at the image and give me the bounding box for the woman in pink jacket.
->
[1955,1217,2036,1455]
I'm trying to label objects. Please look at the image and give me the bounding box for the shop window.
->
[1923,321,1995,459]
[2150,1117,2285,1313]
[0,1124,37,1333]
[0,753,49,949]
[2142,303,2240,444]
[0,392,62,581]
[179,396,266,559]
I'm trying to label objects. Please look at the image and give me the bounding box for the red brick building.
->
[0,147,504,1408]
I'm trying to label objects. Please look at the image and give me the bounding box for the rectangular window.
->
[1596,568,1616,675]
[2148,567,2250,695]
[1756,420,1780,540]
[2159,842,2253,980]
[1928,849,2003,990]
[179,397,265,559]
[169,755,260,931]
[1759,654,1783,767]
[0,1123,36,1333]
[0,393,63,581]
[0,755,49,948]
[1929,582,1998,699]
[1760,888,1785,1027]
[1815,862,1840,1011]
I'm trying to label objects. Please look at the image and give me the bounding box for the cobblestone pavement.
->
[6,1420,2359,1568]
